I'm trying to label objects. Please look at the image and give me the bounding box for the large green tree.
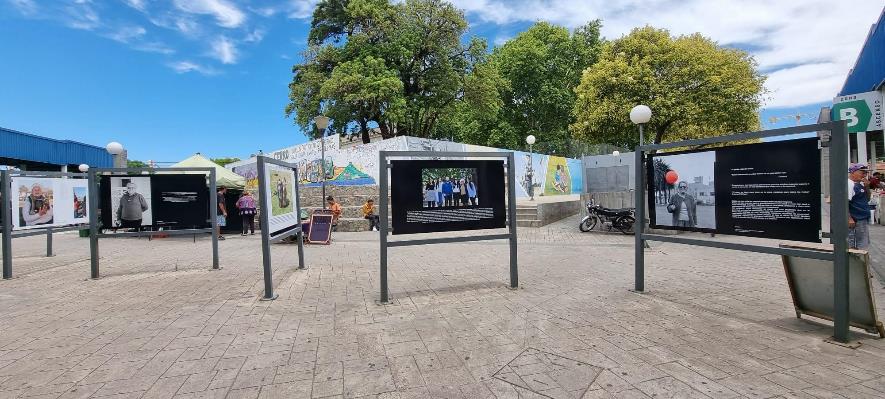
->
[571,26,766,149]
[443,21,602,157]
[285,0,492,143]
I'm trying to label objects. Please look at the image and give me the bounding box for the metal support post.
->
[379,151,389,303]
[2,170,12,279]
[46,228,52,257]
[507,152,519,288]
[294,166,306,270]
[257,157,277,300]
[209,169,219,270]
[87,170,100,279]
[829,121,850,342]
[634,148,645,292]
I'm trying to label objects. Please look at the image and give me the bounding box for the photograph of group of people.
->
[421,168,479,207]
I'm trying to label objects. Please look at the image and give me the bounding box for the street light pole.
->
[314,116,330,210]
[525,135,536,201]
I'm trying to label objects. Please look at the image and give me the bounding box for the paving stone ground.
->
[1,218,885,398]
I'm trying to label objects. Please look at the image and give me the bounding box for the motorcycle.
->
[579,199,636,234]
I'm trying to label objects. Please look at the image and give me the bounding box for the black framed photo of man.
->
[391,160,506,235]
[11,177,90,230]
[646,138,822,242]
[99,175,210,230]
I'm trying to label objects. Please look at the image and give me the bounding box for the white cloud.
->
[244,28,266,43]
[251,6,278,18]
[288,0,318,19]
[106,25,147,43]
[134,41,175,55]
[122,0,146,12]
[173,0,245,28]
[210,36,238,64]
[8,0,38,16]
[168,61,219,75]
[65,2,101,30]
[449,0,882,108]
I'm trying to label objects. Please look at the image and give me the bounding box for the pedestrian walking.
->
[848,163,871,250]
[236,191,256,236]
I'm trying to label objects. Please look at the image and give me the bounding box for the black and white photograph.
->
[420,168,479,208]
[110,176,152,229]
[650,150,716,230]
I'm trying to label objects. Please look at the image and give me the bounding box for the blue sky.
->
[0,1,880,162]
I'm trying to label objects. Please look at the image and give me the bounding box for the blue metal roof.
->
[0,127,113,167]
[839,7,885,96]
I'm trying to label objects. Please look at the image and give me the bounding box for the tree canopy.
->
[211,157,241,167]
[285,0,492,143]
[571,26,766,149]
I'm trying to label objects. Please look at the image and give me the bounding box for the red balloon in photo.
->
[665,171,678,185]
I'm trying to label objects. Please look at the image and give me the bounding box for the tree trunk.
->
[359,119,370,144]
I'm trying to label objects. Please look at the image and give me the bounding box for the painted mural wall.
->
[227,135,583,197]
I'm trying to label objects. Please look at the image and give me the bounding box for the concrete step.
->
[516,220,543,228]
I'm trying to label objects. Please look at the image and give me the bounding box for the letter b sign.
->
[832,100,872,133]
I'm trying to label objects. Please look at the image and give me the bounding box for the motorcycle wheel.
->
[615,215,636,234]
[579,215,597,232]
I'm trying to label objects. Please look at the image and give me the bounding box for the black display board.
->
[390,159,506,235]
[647,138,821,242]
[100,175,210,230]
[307,212,333,244]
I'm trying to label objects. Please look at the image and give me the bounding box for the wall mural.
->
[228,135,582,197]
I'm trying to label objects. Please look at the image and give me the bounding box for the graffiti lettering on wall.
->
[227,135,582,196]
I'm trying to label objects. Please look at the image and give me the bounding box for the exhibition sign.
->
[99,175,210,230]
[261,161,300,239]
[832,91,883,133]
[10,177,89,230]
[389,159,507,235]
[646,138,821,242]
[307,211,333,244]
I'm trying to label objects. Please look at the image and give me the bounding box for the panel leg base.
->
[824,337,862,349]
[629,289,646,294]
[260,293,279,301]
[209,267,222,271]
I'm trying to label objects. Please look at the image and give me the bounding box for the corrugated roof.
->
[839,7,885,95]
[0,126,113,167]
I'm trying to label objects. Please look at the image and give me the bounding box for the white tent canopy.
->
[171,153,245,189]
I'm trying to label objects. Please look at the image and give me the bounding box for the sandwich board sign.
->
[832,91,883,133]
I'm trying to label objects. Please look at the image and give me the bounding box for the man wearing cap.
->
[848,163,871,250]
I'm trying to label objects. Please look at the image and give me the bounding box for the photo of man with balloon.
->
[650,150,717,230]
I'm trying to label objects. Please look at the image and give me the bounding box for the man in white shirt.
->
[667,181,696,228]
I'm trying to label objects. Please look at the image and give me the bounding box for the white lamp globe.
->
[78,164,89,172]
[105,141,124,155]
[629,105,652,124]
[612,151,620,157]
[314,115,330,130]
[525,135,536,145]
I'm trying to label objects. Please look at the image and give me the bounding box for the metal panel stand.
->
[378,151,519,303]
[256,156,306,301]
[46,228,53,257]
[87,167,219,279]
[631,121,852,343]
[1,170,11,279]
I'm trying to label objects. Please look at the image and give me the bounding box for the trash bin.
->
[79,229,90,238]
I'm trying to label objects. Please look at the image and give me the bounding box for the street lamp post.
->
[629,105,652,146]
[314,116,330,209]
[78,164,89,173]
[525,135,536,201]
[105,142,125,168]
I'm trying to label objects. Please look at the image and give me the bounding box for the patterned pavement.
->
[1,218,884,398]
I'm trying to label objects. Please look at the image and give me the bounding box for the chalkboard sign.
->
[308,213,333,244]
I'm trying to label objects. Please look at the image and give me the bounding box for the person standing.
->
[236,191,257,236]
[436,179,443,206]
[116,182,147,230]
[458,178,468,206]
[848,163,871,250]
[362,198,380,231]
[666,181,696,228]
[467,178,477,205]
[217,187,228,240]
[424,181,436,207]
[441,177,453,207]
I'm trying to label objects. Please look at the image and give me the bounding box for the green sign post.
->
[832,91,883,133]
